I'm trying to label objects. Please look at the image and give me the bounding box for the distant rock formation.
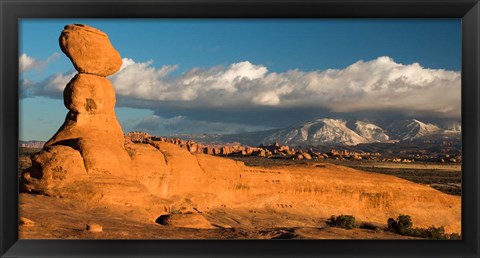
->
[19,141,45,149]
[20,24,461,235]
[124,132,461,163]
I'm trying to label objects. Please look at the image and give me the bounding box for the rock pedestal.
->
[23,24,131,196]
[46,24,130,175]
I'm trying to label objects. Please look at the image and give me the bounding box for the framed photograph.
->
[1,0,479,257]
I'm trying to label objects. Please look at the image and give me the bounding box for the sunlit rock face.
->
[59,24,122,76]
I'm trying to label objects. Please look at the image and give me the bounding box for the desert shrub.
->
[387,214,460,239]
[327,215,357,229]
[413,226,447,239]
[387,214,413,235]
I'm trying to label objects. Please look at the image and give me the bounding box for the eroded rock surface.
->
[59,24,122,76]
[21,145,87,196]
[155,213,215,229]
[64,73,116,114]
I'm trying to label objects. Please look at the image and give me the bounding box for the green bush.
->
[327,215,357,229]
[413,226,447,239]
[387,214,460,240]
[387,214,413,235]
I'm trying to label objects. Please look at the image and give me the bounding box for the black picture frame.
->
[1,0,479,257]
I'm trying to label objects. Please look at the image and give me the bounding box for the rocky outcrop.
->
[155,213,215,229]
[125,131,152,143]
[124,132,462,164]
[46,25,130,176]
[19,217,35,227]
[21,145,87,195]
[85,223,103,233]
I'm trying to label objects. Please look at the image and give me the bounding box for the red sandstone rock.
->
[59,24,122,76]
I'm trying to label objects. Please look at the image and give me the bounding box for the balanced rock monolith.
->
[47,24,129,174]
[22,24,131,196]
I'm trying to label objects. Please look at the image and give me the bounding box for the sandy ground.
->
[19,194,415,240]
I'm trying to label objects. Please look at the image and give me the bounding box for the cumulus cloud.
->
[19,54,38,72]
[19,52,68,98]
[19,53,60,72]
[21,55,461,118]
[111,56,460,117]
[110,59,270,107]
[21,72,76,98]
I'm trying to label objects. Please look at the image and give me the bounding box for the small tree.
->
[387,214,460,239]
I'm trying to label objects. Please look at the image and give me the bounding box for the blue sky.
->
[19,19,461,141]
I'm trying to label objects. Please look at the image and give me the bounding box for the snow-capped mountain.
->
[179,117,460,147]
[386,119,441,141]
[353,121,390,142]
[262,118,369,146]
[261,118,456,147]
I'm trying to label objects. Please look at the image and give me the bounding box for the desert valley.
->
[18,24,461,240]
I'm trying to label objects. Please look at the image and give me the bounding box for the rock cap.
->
[59,24,122,76]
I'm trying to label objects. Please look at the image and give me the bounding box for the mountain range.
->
[21,118,461,150]
[178,118,461,148]
[263,118,461,147]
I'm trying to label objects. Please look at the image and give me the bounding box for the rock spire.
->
[25,24,131,194]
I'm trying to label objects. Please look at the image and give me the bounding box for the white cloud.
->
[42,72,76,93]
[252,91,280,106]
[221,61,268,82]
[22,56,461,118]
[19,54,38,72]
[19,53,60,72]
[111,56,460,117]
[20,71,75,98]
